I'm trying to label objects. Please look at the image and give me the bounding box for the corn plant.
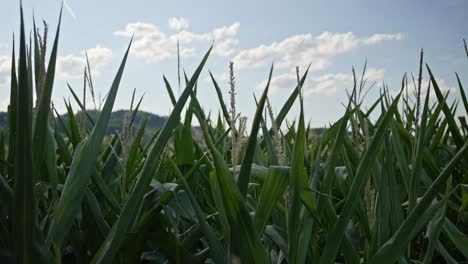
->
[0,5,467,264]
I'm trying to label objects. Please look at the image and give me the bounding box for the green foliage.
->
[1,4,467,264]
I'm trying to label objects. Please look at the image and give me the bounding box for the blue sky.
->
[0,0,467,127]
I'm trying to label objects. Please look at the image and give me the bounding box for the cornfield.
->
[0,5,467,264]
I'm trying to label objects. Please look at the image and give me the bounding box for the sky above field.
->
[0,0,467,127]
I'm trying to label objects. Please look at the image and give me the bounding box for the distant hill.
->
[0,110,168,141]
[57,109,168,136]
[0,110,328,142]
[0,112,7,131]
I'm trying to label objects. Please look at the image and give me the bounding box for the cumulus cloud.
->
[419,78,457,98]
[305,73,354,96]
[390,77,457,102]
[362,33,405,45]
[168,17,189,31]
[212,23,240,39]
[115,21,240,61]
[0,56,10,70]
[234,32,404,70]
[0,97,9,111]
[258,68,385,96]
[214,38,240,56]
[305,68,385,96]
[257,72,296,94]
[57,45,113,79]
[0,45,113,82]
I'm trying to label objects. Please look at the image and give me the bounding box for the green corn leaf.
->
[422,201,447,264]
[255,95,278,165]
[47,39,132,247]
[297,132,326,264]
[455,73,468,117]
[32,17,40,90]
[276,65,310,128]
[64,99,81,147]
[0,173,13,216]
[32,8,62,183]
[0,121,5,176]
[371,140,468,263]
[408,79,431,211]
[255,166,289,233]
[177,98,195,166]
[238,65,273,197]
[209,71,231,123]
[163,75,177,106]
[288,88,308,263]
[383,134,405,235]
[101,136,122,183]
[426,65,464,150]
[13,6,35,262]
[205,132,269,263]
[53,106,72,142]
[125,117,148,176]
[54,124,72,166]
[390,120,411,193]
[265,225,288,258]
[441,217,468,260]
[196,97,268,263]
[91,169,121,213]
[91,47,212,264]
[44,123,59,216]
[319,90,402,264]
[84,187,111,237]
[209,170,231,245]
[68,83,96,126]
[435,240,458,264]
[169,159,227,263]
[7,36,17,180]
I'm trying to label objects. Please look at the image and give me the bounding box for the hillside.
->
[0,110,168,140]
[0,111,6,131]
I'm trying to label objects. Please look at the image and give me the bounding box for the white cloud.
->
[0,97,9,111]
[258,67,385,96]
[257,72,296,94]
[0,55,10,73]
[364,68,386,80]
[213,38,239,56]
[306,68,384,96]
[419,78,457,98]
[390,78,457,102]
[362,33,404,45]
[168,17,189,31]
[57,45,113,79]
[305,73,354,96]
[234,32,404,70]
[212,23,240,39]
[1,45,115,83]
[115,21,240,61]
